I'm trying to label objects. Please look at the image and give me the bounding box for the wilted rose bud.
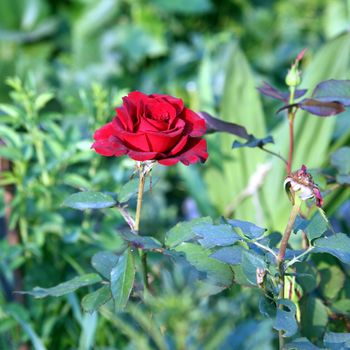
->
[284,165,323,207]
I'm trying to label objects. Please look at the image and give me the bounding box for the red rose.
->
[92,91,208,166]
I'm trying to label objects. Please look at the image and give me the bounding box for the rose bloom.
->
[92,91,208,166]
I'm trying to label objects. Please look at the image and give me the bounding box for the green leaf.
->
[285,338,322,350]
[0,125,22,147]
[81,285,112,313]
[227,219,266,239]
[19,273,102,298]
[165,217,212,248]
[174,242,234,286]
[210,246,243,265]
[295,262,318,293]
[151,0,212,14]
[193,223,241,248]
[110,249,135,310]
[0,146,23,161]
[300,297,328,339]
[313,233,350,264]
[273,299,298,338]
[305,210,329,241]
[91,251,119,280]
[324,332,350,349]
[0,103,20,119]
[34,92,54,111]
[241,249,266,286]
[119,231,162,250]
[63,191,116,210]
[318,262,345,300]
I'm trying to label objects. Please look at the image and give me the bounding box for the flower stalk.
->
[134,162,150,291]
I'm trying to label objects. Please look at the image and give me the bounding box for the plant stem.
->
[134,165,150,291]
[286,87,296,175]
[135,170,146,233]
[277,199,301,350]
[286,116,294,175]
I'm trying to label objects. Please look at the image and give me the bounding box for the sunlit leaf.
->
[313,233,350,264]
[19,274,102,298]
[110,249,135,310]
[91,251,119,280]
[63,191,116,210]
[81,285,112,313]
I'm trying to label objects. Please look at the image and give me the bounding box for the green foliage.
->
[63,192,116,210]
[1,0,350,348]
[19,274,102,298]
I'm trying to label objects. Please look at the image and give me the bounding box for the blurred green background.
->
[1,0,350,349]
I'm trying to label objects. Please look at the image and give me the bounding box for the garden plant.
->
[1,1,350,350]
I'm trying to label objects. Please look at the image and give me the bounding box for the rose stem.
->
[134,165,150,292]
[277,198,301,350]
[286,86,296,175]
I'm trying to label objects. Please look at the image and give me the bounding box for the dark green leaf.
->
[313,233,350,264]
[19,274,102,298]
[232,135,274,149]
[324,332,350,349]
[241,250,266,285]
[300,297,328,339]
[110,249,135,310]
[227,219,266,239]
[165,217,212,248]
[119,231,162,250]
[305,210,328,241]
[285,338,322,350]
[174,242,234,286]
[81,285,112,313]
[273,299,298,338]
[91,251,119,280]
[319,262,345,300]
[193,223,241,248]
[63,191,116,210]
[210,246,243,265]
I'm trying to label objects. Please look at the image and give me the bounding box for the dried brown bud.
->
[284,165,323,207]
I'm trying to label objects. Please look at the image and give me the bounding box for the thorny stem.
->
[277,199,301,350]
[134,164,150,291]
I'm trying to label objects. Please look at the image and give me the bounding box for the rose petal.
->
[127,150,162,161]
[159,138,208,166]
[138,116,169,132]
[145,99,177,121]
[145,132,182,153]
[180,108,206,137]
[116,106,134,131]
[93,122,115,140]
[92,137,127,157]
[119,132,151,152]
[150,94,184,114]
